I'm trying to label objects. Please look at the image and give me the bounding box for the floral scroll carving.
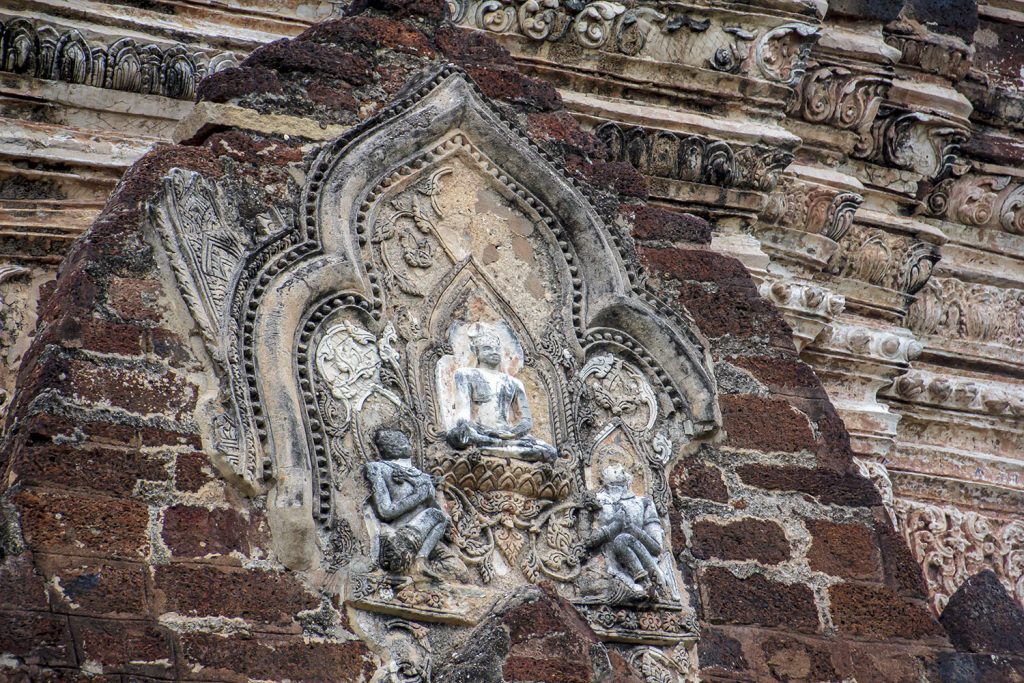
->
[854,107,969,180]
[927,174,1024,236]
[449,0,817,89]
[826,225,939,296]
[908,277,1024,347]
[754,22,819,85]
[897,499,1024,614]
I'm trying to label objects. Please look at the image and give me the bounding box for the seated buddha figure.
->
[444,327,557,463]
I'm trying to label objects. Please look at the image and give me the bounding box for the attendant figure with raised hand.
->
[364,428,449,577]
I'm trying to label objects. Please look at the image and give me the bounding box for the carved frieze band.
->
[595,122,793,192]
[885,368,1024,418]
[816,322,922,366]
[448,0,818,86]
[0,17,238,99]
[927,173,1024,235]
[825,225,939,296]
[909,277,1024,348]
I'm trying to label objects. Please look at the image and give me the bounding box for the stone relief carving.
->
[909,277,1024,347]
[449,0,817,87]
[443,323,557,462]
[150,68,719,671]
[926,173,1024,235]
[887,369,1024,418]
[854,106,969,180]
[449,0,687,55]
[632,644,692,682]
[365,429,452,577]
[579,462,677,604]
[761,177,862,242]
[758,280,845,352]
[884,33,972,82]
[857,463,1024,615]
[854,458,896,528]
[149,167,261,476]
[754,22,818,85]
[596,123,792,192]
[897,498,1024,614]
[792,65,889,154]
[0,18,237,99]
[316,321,402,424]
[825,225,939,296]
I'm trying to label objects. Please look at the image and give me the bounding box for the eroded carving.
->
[596,122,793,192]
[826,225,939,296]
[580,462,674,603]
[0,17,237,99]
[755,23,819,85]
[366,429,452,577]
[855,107,969,180]
[927,173,1024,236]
[150,69,717,665]
[909,277,1024,347]
[444,324,557,462]
[897,498,1024,614]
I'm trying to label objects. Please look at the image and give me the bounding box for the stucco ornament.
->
[444,323,557,462]
[316,320,401,422]
[148,66,719,673]
[581,462,675,602]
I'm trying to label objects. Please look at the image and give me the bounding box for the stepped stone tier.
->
[0,0,1023,680]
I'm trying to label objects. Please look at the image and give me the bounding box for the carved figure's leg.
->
[611,534,647,582]
[628,537,667,587]
[415,508,448,559]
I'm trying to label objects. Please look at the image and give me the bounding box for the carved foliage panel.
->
[897,498,1024,614]
[926,173,1024,235]
[909,276,1024,348]
[825,224,939,296]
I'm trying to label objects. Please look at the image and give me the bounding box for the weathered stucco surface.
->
[1,0,1024,681]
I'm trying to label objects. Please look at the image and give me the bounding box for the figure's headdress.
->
[468,326,501,352]
[599,462,633,487]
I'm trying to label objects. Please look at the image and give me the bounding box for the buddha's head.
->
[470,328,502,368]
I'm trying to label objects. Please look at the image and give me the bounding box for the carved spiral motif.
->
[1000,186,1024,235]
[518,0,559,40]
[574,1,625,49]
[754,22,818,85]
[478,0,517,33]
[798,67,841,122]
